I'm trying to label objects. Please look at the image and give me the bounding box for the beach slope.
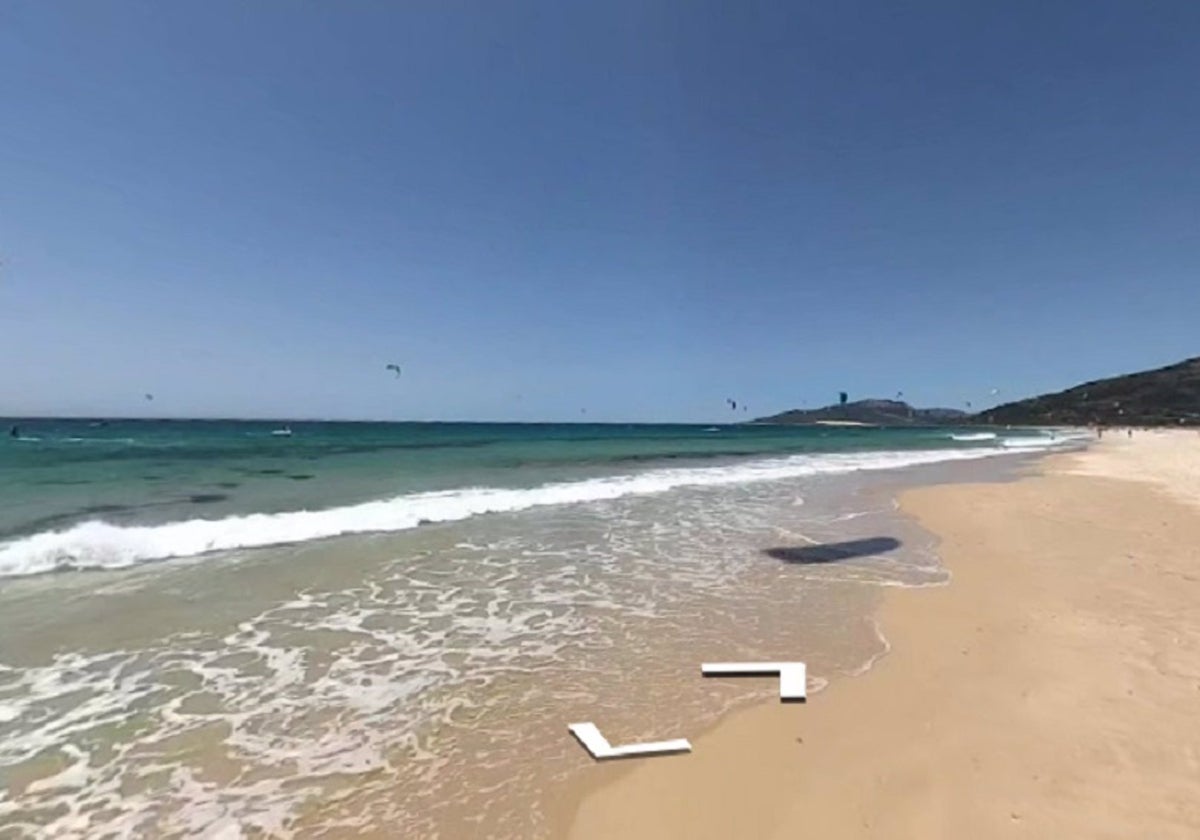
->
[567,432,1200,839]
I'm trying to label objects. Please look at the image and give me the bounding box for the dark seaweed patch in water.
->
[214,481,240,489]
[32,478,92,486]
[288,474,314,481]
[229,466,288,476]
[143,475,164,481]
[82,504,134,516]
[188,493,228,504]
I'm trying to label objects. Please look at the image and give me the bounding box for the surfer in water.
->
[9,424,17,438]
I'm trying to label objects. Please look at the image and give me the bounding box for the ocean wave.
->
[0,446,1044,578]
[949,432,997,442]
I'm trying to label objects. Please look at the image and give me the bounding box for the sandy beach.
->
[564,430,1200,838]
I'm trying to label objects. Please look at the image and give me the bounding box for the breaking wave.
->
[0,445,1047,578]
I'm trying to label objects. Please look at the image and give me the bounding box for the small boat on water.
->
[271,426,293,437]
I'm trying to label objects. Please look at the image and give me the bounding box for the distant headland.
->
[752,356,1200,428]
[977,356,1200,427]
[751,399,966,427]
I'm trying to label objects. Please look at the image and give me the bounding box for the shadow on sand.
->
[764,536,901,564]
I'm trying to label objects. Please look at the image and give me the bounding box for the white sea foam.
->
[1001,436,1062,448]
[949,432,997,441]
[0,445,1060,578]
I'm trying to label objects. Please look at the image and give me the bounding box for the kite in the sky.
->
[726,398,737,411]
[385,364,401,378]
[839,392,848,405]
[144,393,154,401]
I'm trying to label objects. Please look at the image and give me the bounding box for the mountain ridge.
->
[751,399,967,427]
[975,357,1200,427]
[752,357,1200,427]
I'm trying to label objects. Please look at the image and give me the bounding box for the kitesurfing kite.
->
[144,393,154,401]
[726,398,738,411]
[839,392,848,405]
[385,364,401,378]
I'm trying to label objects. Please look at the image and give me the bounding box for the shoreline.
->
[6,429,1025,838]
[562,431,1200,838]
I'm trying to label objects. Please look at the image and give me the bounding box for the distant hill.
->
[752,399,968,427]
[976,357,1200,427]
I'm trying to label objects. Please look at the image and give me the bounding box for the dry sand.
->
[1061,428,1200,506]
[563,431,1200,839]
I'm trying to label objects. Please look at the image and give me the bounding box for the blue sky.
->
[2,0,1198,422]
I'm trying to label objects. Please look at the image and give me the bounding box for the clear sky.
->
[2,1,1198,422]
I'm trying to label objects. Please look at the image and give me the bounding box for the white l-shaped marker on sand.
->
[701,661,807,701]
[568,722,692,760]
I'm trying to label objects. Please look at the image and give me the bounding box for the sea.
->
[0,419,1086,838]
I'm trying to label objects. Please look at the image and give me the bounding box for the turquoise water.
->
[1,419,1041,577]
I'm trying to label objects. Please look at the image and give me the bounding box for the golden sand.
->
[563,431,1200,838]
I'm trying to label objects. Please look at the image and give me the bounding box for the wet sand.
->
[564,431,1200,838]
